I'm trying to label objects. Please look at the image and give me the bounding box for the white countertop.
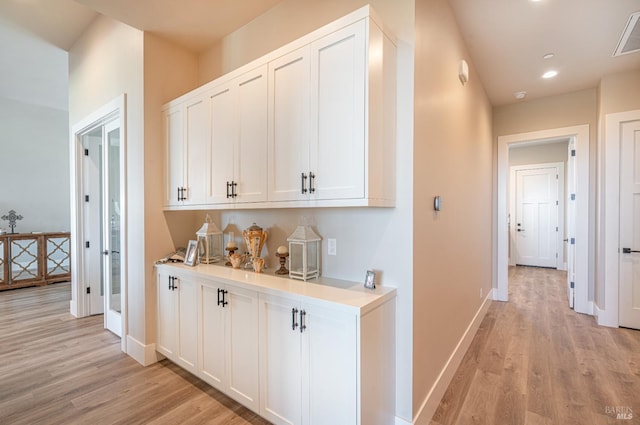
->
[156,262,396,315]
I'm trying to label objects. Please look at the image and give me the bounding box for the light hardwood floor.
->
[0,282,270,425]
[431,266,640,425]
[3,268,639,425]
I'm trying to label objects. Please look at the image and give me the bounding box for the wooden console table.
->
[0,232,71,290]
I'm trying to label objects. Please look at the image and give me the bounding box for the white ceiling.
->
[0,0,639,109]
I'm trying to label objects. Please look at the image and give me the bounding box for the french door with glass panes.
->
[82,119,122,337]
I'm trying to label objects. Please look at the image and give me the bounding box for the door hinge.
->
[570,193,576,201]
[86,287,91,294]
[85,241,90,248]
[570,281,574,288]
[571,149,576,157]
[84,148,89,156]
[556,174,559,179]
[570,238,575,245]
[556,226,558,232]
[85,195,89,202]
[556,200,559,206]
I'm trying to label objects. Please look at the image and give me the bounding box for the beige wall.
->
[143,33,200,343]
[509,141,568,167]
[69,16,146,344]
[413,0,493,420]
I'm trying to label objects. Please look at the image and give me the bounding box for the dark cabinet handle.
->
[291,307,299,330]
[168,276,172,291]
[301,173,308,194]
[232,181,237,198]
[226,182,231,199]
[216,288,228,306]
[309,173,315,194]
[177,187,187,201]
[300,309,306,333]
[168,276,177,291]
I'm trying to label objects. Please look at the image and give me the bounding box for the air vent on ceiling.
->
[614,11,640,56]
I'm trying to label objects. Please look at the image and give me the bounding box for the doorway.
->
[70,95,126,345]
[602,110,640,329]
[496,125,590,315]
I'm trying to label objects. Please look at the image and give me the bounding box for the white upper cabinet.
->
[209,66,268,204]
[309,20,366,201]
[163,5,395,210]
[267,47,311,202]
[163,95,210,207]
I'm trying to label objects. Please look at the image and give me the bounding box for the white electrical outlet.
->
[328,238,337,256]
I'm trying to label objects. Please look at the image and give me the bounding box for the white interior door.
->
[81,119,122,337]
[514,166,559,268]
[103,120,122,337]
[619,119,640,329]
[83,128,103,315]
[566,141,576,308]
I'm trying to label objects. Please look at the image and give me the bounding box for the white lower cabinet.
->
[156,264,396,425]
[199,281,259,411]
[156,270,198,374]
[258,293,357,425]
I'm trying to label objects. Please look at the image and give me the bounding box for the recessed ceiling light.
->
[542,70,558,79]
[513,91,527,100]
[543,53,554,60]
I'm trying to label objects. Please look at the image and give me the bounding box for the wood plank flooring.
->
[0,282,270,425]
[431,266,640,425]
[3,268,639,425]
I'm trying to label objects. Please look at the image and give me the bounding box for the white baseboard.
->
[413,293,492,425]
[595,303,618,328]
[126,335,161,366]
[395,416,411,425]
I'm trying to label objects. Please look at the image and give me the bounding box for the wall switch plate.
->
[328,238,337,256]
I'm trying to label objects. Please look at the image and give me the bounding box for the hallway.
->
[431,266,640,425]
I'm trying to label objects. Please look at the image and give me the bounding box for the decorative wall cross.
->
[1,210,23,234]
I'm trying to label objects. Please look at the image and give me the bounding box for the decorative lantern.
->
[196,215,223,264]
[287,225,321,281]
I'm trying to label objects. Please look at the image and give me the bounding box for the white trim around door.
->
[70,94,127,352]
[496,125,590,315]
[599,109,640,327]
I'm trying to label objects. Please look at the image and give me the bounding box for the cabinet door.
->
[156,271,176,358]
[310,20,366,201]
[268,47,311,202]
[164,105,184,206]
[259,294,302,425]
[183,96,209,205]
[226,285,259,410]
[236,66,268,203]
[176,275,198,373]
[209,84,236,204]
[302,304,357,425]
[200,283,226,389]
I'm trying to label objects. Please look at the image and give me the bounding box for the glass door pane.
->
[107,125,121,314]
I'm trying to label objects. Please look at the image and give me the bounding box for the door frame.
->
[496,125,590,314]
[599,109,640,327]
[509,162,565,269]
[70,94,127,351]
